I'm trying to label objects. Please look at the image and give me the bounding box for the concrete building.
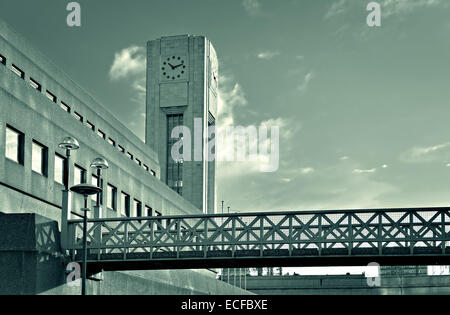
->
[0,18,245,295]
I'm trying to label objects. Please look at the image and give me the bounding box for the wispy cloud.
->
[402,141,450,162]
[109,46,146,81]
[257,51,280,60]
[243,0,262,15]
[353,168,377,174]
[324,0,349,19]
[298,71,314,92]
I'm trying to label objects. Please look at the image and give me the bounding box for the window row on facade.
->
[0,53,157,179]
[4,124,162,219]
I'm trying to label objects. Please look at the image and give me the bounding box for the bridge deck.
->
[66,207,450,272]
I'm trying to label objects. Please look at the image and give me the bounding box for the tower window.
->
[11,64,24,79]
[5,125,25,165]
[167,114,184,195]
[0,54,5,65]
[32,140,48,176]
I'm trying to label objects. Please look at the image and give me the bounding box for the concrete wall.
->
[245,274,450,295]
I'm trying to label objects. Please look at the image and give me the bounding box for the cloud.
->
[353,168,377,174]
[109,46,146,81]
[402,141,450,163]
[324,0,349,19]
[298,72,314,92]
[243,0,262,15]
[257,51,280,60]
[300,167,315,175]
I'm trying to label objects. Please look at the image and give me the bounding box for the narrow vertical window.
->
[91,174,103,205]
[121,192,130,217]
[74,165,87,185]
[167,114,183,195]
[5,125,25,165]
[54,153,66,185]
[145,206,152,217]
[32,141,48,176]
[134,199,142,217]
[107,184,117,211]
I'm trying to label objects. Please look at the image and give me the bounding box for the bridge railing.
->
[66,207,450,261]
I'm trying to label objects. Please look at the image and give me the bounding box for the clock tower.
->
[146,35,218,214]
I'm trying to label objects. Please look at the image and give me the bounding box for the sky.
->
[2,0,450,217]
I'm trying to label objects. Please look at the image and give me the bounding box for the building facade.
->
[0,19,213,225]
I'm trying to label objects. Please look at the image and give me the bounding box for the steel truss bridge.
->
[66,207,450,273]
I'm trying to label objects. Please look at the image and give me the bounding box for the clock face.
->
[161,56,187,81]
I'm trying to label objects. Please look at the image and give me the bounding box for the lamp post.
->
[90,157,109,218]
[70,183,102,296]
[58,137,79,251]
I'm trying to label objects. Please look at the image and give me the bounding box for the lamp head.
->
[70,183,102,197]
[90,157,109,170]
[58,137,80,150]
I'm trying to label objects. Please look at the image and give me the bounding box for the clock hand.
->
[168,63,175,70]
[173,63,184,69]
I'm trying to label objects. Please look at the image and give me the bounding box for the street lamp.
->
[58,136,79,251]
[90,157,109,208]
[70,183,102,296]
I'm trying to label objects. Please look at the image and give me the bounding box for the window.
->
[145,205,152,217]
[60,102,71,113]
[54,153,66,185]
[118,145,125,153]
[121,192,130,217]
[134,199,142,217]
[155,211,162,230]
[46,90,57,103]
[107,184,117,211]
[32,141,48,176]
[108,138,115,147]
[29,78,41,91]
[91,174,103,205]
[127,152,133,160]
[135,158,141,166]
[143,164,149,172]
[74,165,87,185]
[0,54,5,65]
[97,129,106,139]
[11,64,24,79]
[86,121,95,131]
[151,170,156,177]
[74,112,83,123]
[167,114,183,195]
[5,125,24,165]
